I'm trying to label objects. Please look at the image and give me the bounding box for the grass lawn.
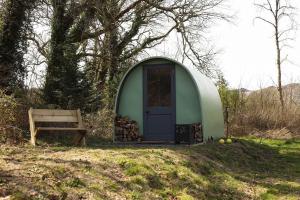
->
[0,138,299,200]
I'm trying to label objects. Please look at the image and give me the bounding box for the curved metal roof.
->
[115,56,224,139]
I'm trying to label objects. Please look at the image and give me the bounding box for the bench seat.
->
[28,108,87,146]
[36,127,87,132]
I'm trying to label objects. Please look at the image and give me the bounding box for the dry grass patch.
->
[0,138,299,199]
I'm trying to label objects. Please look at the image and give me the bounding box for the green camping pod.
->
[114,57,224,143]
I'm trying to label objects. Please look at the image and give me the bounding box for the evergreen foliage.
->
[44,0,93,110]
[0,0,35,93]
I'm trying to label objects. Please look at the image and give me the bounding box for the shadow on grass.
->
[0,155,113,199]
[171,138,300,199]
[2,137,299,199]
[37,136,300,198]
[83,138,299,199]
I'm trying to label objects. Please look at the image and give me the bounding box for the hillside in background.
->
[227,83,300,137]
[282,83,300,104]
[244,83,300,104]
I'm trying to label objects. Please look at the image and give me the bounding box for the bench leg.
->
[74,132,86,146]
[31,131,37,146]
[81,135,86,146]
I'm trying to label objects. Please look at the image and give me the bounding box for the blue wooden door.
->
[143,64,176,141]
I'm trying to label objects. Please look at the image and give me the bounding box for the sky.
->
[26,0,300,90]
[148,0,300,90]
[210,0,300,90]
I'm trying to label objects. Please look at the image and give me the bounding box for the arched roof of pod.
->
[114,56,224,139]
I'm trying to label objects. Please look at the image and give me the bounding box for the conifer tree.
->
[0,0,36,93]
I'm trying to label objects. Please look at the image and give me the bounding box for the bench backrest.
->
[28,108,84,128]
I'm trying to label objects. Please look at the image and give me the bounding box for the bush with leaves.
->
[0,89,18,126]
[83,109,115,142]
[0,89,24,144]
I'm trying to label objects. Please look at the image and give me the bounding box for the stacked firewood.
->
[192,123,203,143]
[115,116,140,142]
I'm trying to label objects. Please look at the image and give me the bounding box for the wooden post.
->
[28,108,36,146]
[77,109,83,128]
[81,133,86,146]
[77,109,86,146]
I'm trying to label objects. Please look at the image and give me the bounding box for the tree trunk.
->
[275,21,284,111]
[99,25,120,108]
[95,0,121,108]
[43,0,68,106]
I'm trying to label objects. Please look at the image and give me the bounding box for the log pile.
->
[175,123,203,144]
[115,116,141,142]
[192,123,203,143]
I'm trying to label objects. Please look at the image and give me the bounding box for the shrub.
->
[0,89,27,144]
[227,86,300,137]
[0,90,32,144]
[0,89,18,126]
[83,108,115,141]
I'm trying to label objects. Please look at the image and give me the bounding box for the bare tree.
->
[84,0,229,106]
[25,0,229,108]
[255,0,297,111]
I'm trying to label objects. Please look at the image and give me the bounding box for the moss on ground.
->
[0,138,299,199]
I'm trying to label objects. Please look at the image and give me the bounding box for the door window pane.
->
[147,67,171,107]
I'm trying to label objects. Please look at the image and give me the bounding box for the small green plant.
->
[146,174,163,189]
[177,192,195,200]
[65,177,86,188]
[130,191,142,200]
[11,191,30,200]
[118,159,150,176]
[260,191,278,200]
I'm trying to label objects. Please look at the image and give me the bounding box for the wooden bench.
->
[28,108,87,146]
